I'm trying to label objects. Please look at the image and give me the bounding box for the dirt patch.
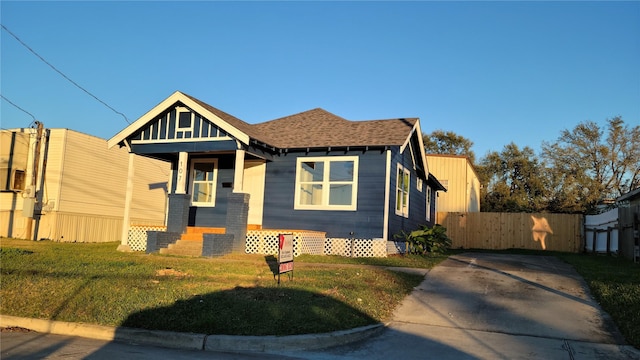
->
[155,268,189,277]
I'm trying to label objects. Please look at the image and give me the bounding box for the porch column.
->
[117,152,135,252]
[234,149,245,192]
[176,151,188,194]
[166,151,190,234]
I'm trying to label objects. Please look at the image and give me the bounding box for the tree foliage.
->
[541,116,640,213]
[423,130,476,164]
[478,143,547,212]
[474,116,638,214]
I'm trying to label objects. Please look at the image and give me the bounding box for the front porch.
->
[127,225,390,258]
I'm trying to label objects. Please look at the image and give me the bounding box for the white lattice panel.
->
[371,239,387,257]
[245,230,326,257]
[128,225,167,251]
[325,238,351,257]
[298,231,325,255]
[324,238,388,257]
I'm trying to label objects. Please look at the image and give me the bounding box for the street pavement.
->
[2,253,639,359]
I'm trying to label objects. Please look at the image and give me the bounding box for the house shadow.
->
[118,286,377,336]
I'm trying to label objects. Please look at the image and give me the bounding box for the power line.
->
[1,94,37,122]
[1,24,131,124]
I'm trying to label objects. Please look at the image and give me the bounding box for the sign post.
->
[278,233,294,285]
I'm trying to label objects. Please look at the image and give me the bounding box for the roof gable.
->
[108,91,253,149]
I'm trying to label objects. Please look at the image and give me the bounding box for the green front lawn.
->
[0,239,442,335]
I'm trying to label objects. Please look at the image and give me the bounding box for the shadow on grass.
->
[120,286,377,336]
[264,255,278,277]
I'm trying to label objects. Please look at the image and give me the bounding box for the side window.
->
[395,164,410,217]
[190,159,218,206]
[295,156,359,211]
[426,185,432,221]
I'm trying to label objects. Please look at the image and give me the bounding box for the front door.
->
[243,160,266,227]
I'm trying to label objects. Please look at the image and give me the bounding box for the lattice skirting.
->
[129,226,397,257]
[325,238,388,257]
[128,225,167,251]
[245,230,326,257]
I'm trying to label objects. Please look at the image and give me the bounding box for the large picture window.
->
[396,164,410,217]
[190,159,218,206]
[294,156,359,211]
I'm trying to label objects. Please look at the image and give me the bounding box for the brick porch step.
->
[159,239,203,257]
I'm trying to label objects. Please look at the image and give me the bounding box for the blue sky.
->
[1,1,638,160]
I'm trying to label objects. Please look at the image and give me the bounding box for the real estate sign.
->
[278,233,294,274]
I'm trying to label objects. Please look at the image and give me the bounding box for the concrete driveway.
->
[289,253,639,360]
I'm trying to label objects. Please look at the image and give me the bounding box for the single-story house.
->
[426,154,481,213]
[0,128,169,244]
[108,91,446,257]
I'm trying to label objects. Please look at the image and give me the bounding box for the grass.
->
[0,238,444,336]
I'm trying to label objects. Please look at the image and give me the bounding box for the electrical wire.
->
[1,94,37,122]
[1,24,131,124]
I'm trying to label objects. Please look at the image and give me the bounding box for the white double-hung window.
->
[190,159,218,206]
[396,164,410,217]
[294,156,359,211]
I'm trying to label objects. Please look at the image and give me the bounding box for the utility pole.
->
[25,121,43,240]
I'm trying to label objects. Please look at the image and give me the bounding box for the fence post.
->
[606,227,611,255]
[592,229,597,254]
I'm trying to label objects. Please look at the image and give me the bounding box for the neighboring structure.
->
[0,128,169,242]
[425,154,480,213]
[108,91,446,256]
[616,188,640,262]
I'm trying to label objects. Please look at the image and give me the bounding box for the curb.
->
[0,315,384,352]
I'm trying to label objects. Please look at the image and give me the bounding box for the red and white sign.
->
[278,233,294,274]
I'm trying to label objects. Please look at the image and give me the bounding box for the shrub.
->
[395,224,452,255]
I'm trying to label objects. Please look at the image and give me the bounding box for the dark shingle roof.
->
[253,108,417,149]
[183,93,417,150]
[182,93,264,141]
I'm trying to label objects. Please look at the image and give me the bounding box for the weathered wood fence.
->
[437,212,583,253]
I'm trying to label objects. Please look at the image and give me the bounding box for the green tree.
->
[542,117,640,213]
[479,143,547,212]
[423,130,476,164]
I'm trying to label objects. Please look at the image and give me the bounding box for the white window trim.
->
[176,107,194,138]
[395,164,410,218]
[190,158,218,207]
[294,156,359,211]
[426,185,432,221]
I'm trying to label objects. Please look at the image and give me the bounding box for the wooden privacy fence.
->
[437,212,583,253]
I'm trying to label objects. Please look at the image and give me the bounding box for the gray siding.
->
[262,150,387,239]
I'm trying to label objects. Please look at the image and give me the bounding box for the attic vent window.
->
[176,109,193,139]
[178,112,192,128]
